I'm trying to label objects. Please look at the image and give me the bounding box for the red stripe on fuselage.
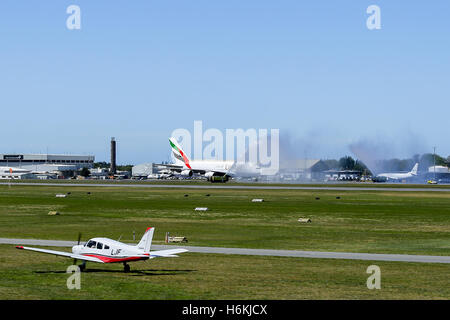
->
[83,254,149,263]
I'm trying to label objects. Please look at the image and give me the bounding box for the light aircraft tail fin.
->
[169,137,191,169]
[410,163,419,175]
[137,227,154,253]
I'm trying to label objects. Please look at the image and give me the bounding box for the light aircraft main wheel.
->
[79,263,86,272]
[123,263,130,273]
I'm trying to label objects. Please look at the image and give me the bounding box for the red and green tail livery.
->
[169,138,191,169]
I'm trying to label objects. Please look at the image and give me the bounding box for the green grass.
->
[1,245,449,300]
[0,185,449,255]
[5,179,450,188]
[0,184,449,299]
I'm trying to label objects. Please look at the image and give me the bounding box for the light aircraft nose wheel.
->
[123,263,130,273]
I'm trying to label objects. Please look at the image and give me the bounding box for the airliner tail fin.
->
[169,137,191,169]
[410,163,419,175]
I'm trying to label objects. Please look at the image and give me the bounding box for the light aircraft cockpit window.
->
[86,240,96,248]
[104,245,110,250]
[97,242,103,249]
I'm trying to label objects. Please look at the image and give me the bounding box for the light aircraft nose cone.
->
[72,245,81,254]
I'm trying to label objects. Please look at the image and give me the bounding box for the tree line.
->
[82,154,449,178]
[321,153,449,176]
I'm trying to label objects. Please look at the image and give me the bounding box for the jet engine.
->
[204,172,214,180]
[181,170,193,177]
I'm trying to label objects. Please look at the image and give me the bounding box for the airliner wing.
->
[154,163,183,169]
[150,248,189,258]
[154,163,208,175]
[16,246,104,263]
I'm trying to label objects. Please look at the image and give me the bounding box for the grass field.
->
[5,179,450,189]
[0,184,449,299]
[1,245,449,300]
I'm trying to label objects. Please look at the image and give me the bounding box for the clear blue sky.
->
[1,1,449,164]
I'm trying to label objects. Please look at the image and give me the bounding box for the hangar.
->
[132,163,157,178]
[276,159,329,181]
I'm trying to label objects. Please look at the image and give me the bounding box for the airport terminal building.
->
[0,154,95,178]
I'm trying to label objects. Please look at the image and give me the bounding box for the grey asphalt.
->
[1,182,450,192]
[2,238,449,264]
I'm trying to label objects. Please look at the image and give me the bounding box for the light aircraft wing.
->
[150,248,189,258]
[16,246,104,263]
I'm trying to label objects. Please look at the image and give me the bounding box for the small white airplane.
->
[155,137,261,182]
[0,166,31,174]
[15,227,188,272]
[375,163,419,182]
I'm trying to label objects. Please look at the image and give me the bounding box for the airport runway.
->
[1,182,450,192]
[1,238,449,264]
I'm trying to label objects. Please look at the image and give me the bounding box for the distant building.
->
[425,165,450,183]
[0,154,95,178]
[323,170,362,181]
[277,159,329,181]
[89,168,110,179]
[132,163,156,178]
[428,166,450,173]
[35,173,58,180]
